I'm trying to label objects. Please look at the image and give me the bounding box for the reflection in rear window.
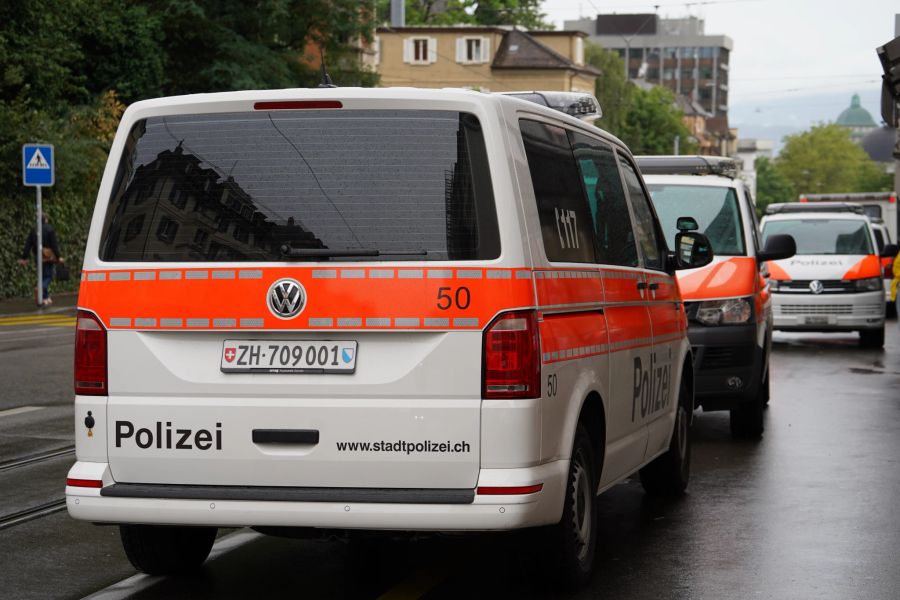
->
[99,110,499,262]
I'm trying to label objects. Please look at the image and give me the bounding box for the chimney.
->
[391,0,405,27]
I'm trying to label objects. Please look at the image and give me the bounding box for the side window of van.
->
[569,132,639,267]
[618,156,665,271]
[519,120,595,263]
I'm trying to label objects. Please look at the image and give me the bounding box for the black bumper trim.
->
[101,483,475,505]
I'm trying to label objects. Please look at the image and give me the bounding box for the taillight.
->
[884,263,893,279]
[482,311,540,400]
[75,310,107,396]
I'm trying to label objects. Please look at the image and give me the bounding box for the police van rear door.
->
[82,98,532,490]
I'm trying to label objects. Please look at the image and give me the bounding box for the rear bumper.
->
[688,323,762,410]
[771,291,884,331]
[66,460,568,532]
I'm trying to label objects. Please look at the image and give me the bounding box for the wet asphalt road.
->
[1,309,899,600]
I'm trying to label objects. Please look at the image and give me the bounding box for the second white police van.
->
[761,202,897,347]
[67,88,712,586]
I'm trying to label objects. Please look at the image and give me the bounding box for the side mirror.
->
[673,231,714,270]
[757,234,796,263]
[676,216,699,232]
[881,243,899,259]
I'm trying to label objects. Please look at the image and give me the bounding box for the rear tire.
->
[859,327,885,349]
[120,524,217,575]
[640,375,691,496]
[544,423,597,590]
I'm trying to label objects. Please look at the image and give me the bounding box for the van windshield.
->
[762,219,873,255]
[99,110,499,262]
[647,184,745,255]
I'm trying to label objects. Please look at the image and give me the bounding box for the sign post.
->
[22,144,54,307]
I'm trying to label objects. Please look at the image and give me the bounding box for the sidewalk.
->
[0,292,78,317]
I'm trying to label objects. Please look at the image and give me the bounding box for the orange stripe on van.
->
[766,261,790,281]
[539,312,607,363]
[78,267,535,330]
[841,255,881,280]
[676,257,757,300]
[534,269,603,306]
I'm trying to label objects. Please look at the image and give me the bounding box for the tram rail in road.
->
[0,445,74,473]
[0,445,75,531]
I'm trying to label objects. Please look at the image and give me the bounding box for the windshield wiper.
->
[280,245,428,259]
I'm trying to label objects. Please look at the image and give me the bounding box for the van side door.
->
[568,131,650,486]
[617,154,680,461]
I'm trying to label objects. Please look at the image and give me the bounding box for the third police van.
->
[66,88,712,586]
[761,202,897,348]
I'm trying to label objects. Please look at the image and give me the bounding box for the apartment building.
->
[565,14,733,119]
[375,26,599,93]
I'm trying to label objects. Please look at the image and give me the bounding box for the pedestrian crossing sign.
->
[22,144,54,186]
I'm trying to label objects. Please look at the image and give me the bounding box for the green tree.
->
[584,43,631,137]
[755,156,795,215]
[378,0,552,28]
[150,0,379,93]
[619,86,694,155]
[775,123,892,195]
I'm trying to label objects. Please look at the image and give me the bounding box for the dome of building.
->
[836,93,877,128]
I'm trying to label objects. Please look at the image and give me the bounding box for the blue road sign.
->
[23,144,54,187]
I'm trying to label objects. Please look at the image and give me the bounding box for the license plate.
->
[804,316,830,325]
[221,340,358,374]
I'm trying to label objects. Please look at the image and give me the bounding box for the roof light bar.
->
[635,155,739,179]
[501,91,602,121]
[798,192,897,203]
[765,202,866,215]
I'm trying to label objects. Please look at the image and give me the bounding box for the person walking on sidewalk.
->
[17,213,64,306]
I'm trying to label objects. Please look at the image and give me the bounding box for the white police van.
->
[67,88,712,585]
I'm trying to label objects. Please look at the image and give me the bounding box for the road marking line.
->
[43,319,77,327]
[0,315,77,326]
[0,406,45,418]
[377,564,451,600]
[80,529,262,600]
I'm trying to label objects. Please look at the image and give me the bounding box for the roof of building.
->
[492,29,601,75]
[674,94,710,118]
[836,94,877,128]
[860,125,896,163]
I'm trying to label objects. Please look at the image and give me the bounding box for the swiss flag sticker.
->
[224,347,236,363]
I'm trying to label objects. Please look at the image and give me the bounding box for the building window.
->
[404,37,436,64]
[156,217,179,244]
[124,215,145,243]
[574,37,584,65]
[456,36,490,64]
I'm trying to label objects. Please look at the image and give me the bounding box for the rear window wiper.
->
[280,245,428,260]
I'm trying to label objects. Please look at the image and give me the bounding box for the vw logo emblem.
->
[809,280,824,295]
[267,278,306,319]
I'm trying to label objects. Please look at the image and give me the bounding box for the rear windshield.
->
[99,110,499,262]
[762,219,873,255]
[647,184,745,256]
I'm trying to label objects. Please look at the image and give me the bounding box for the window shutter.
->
[428,37,438,63]
[456,38,465,62]
[403,38,412,63]
[480,37,491,63]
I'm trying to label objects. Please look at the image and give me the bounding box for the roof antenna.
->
[318,50,337,88]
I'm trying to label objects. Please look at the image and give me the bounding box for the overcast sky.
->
[543,0,898,129]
